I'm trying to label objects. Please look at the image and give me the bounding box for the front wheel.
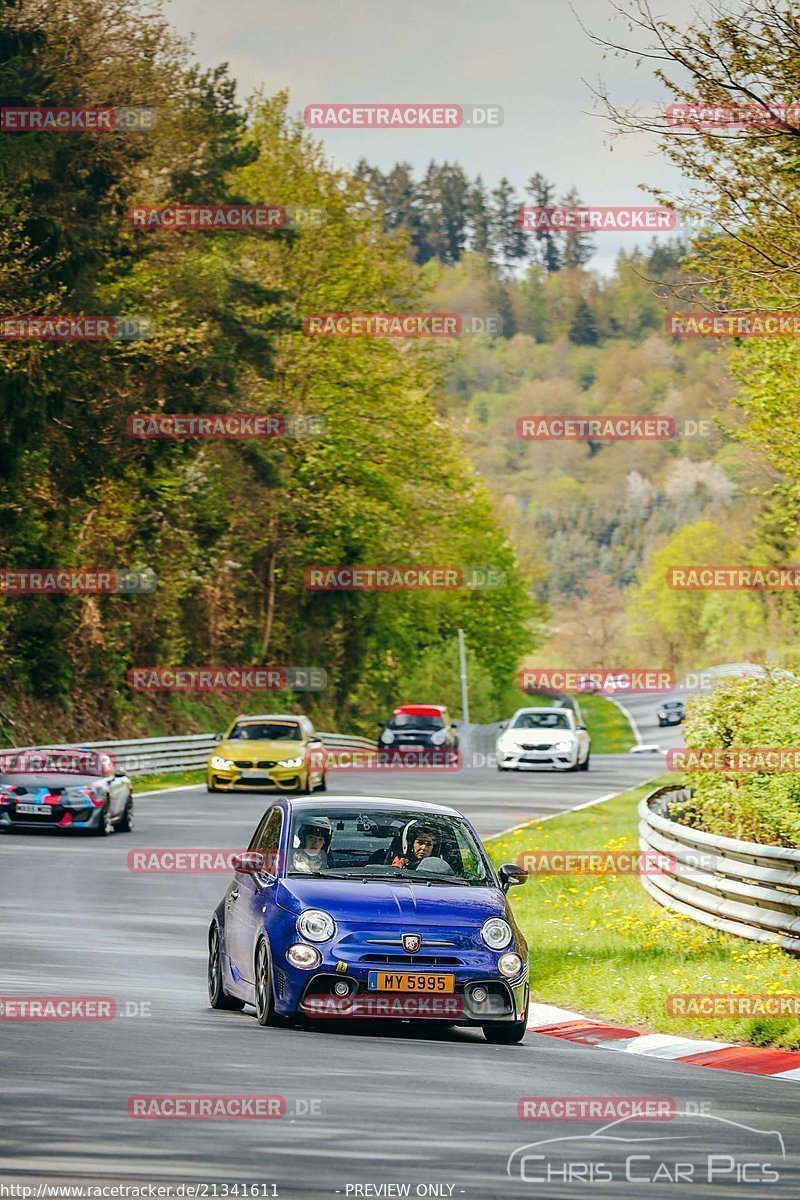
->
[116,794,134,832]
[315,771,328,792]
[497,761,507,772]
[92,804,114,836]
[483,1016,527,1044]
[208,924,245,1011]
[255,939,281,1026]
[579,752,590,772]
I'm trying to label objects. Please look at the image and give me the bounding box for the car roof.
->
[392,704,447,715]
[231,714,303,722]
[512,706,573,716]
[287,795,461,818]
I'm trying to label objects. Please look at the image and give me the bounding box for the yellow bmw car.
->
[206,714,327,794]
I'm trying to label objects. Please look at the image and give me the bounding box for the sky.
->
[164,0,706,273]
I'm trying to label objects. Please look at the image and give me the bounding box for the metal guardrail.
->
[639,784,800,953]
[0,732,377,778]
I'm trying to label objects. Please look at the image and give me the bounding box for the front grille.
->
[233,760,253,768]
[359,954,462,966]
[256,760,277,769]
[521,743,554,752]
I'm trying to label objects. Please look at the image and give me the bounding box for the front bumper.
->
[0,803,104,831]
[259,921,529,1024]
[208,764,305,791]
[498,745,578,770]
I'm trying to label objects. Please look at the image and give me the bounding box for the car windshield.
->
[388,714,444,730]
[228,721,301,741]
[663,702,682,709]
[511,712,570,730]
[287,807,492,885]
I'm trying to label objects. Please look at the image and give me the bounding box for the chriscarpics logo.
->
[507,1108,785,1186]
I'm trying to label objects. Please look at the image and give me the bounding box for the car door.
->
[226,805,284,985]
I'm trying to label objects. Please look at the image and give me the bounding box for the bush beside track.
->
[486,777,800,1049]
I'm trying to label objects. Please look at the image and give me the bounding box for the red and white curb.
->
[526,1002,800,1082]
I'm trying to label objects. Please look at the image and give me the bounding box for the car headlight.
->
[287,944,321,969]
[380,730,395,745]
[552,739,575,751]
[297,909,336,942]
[498,952,524,978]
[481,918,513,950]
[278,756,304,769]
[430,730,446,746]
[210,755,233,770]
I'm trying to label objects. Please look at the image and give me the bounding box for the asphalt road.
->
[2,700,799,1198]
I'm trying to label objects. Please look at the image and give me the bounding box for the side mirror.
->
[213,732,223,743]
[451,721,459,729]
[578,724,587,732]
[498,863,529,892]
[231,851,265,875]
[498,721,508,730]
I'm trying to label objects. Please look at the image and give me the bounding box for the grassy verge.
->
[521,691,635,754]
[486,775,800,1049]
[132,768,205,794]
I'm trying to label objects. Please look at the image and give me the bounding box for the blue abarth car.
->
[208,796,530,1042]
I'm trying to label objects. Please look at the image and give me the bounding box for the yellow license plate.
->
[369,971,455,993]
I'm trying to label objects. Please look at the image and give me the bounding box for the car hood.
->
[217,739,305,758]
[276,876,507,925]
[499,728,574,747]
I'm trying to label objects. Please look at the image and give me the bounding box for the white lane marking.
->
[608,696,643,746]
[133,784,204,798]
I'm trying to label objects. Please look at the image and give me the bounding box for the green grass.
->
[520,691,635,754]
[132,768,206,794]
[486,775,800,1049]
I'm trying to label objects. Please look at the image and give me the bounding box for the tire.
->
[497,761,507,772]
[483,1016,527,1044]
[254,938,281,1026]
[116,794,134,832]
[208,924,245,1011]
[92,803,114,836]
[579,752,590,772]
[316,771,327,792]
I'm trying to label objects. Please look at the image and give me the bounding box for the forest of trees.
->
[354,161,607,271]
[0,0,535,744]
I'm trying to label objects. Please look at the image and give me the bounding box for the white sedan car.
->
[496,707,591,772]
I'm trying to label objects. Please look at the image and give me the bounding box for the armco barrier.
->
[639,784,800,953]
[0,732,377,778]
